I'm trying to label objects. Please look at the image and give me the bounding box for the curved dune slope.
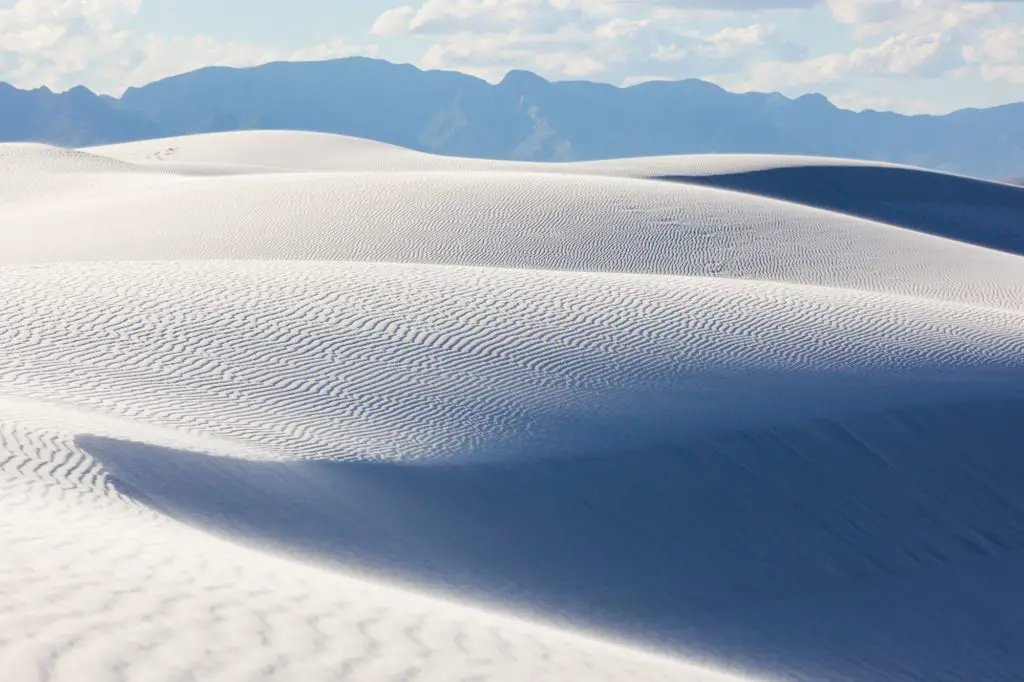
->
[660,163,1024,255]
[85,130,1024,257]
[5,141,1024,312]
[2,131,1024,682]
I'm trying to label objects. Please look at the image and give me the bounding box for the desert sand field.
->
[2,131,1024,681]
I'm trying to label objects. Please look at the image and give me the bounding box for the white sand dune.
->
[2,130,1024,681]
[85,130,1024,256]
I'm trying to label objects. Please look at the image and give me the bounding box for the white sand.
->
[2,130,1024,681]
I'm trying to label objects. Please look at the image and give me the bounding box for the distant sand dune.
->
[660,164,1024,255]
[2,130,1024,681]
[85,130,1024,257]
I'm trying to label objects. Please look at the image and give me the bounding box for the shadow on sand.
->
[664,165,1024,256]
[80,397,1024,680]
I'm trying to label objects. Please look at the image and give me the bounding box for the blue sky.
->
[1,0,1023,113]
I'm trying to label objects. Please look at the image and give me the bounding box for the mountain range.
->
[2,56,1023,179]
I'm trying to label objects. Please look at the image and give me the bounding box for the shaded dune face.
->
[2,131,1024,682]
[658,164,1024,256]
[83,398,1024,673]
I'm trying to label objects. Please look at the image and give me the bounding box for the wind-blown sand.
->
[2,130,1024,681]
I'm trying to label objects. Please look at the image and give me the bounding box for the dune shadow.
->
[79,397,1024,679]
[662,165,1024,256]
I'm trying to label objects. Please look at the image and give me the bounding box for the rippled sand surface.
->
[2,131,1024,681]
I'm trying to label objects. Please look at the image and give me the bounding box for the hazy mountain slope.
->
[2,57,1024,175]
[3,131,1024,682]
[0,83,159,146]
[117,58,531,158]
[114,59,1024,176]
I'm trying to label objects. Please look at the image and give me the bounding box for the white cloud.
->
[371,6,416,36]
[732,30,959,91]
[827,0,1002,38]
[372,0,784,83]
[417,26,609,81]
[385,0,604,36]
[700,24,776,58]
[965,23,1024,83]
[712,0,1022,109]
[827,89,934,113]
[2,0,1024,113]
[827,0,905,26]
[0,0,375,93]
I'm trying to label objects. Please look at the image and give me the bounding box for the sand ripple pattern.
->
[2,417,737,682]
[0,261,1021,464]
[2,131,1024,682]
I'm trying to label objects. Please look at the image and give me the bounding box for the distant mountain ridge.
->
[2,56,1024,178]
[0,82,159,146]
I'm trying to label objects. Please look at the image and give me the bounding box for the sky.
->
[1,0,1023,114]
